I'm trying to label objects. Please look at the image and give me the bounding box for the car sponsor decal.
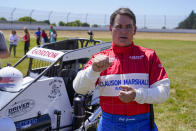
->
[98,73,149,96]
[7,99,35,118]
[15,114,50,130]
[129,55,144,60]
[48,79,63,101]
[26,47,64,62]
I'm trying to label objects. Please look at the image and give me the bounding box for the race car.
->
[0,38,112,131]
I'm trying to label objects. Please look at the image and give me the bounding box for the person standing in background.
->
[0,31,9,58]
[41,29,48,46]
[34,27,41,46]
[49,26,57,42]
[23,28,30,54]
[50,29,57,43]
[9,30,19,57]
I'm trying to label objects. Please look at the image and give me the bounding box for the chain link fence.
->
[0,6,187,29]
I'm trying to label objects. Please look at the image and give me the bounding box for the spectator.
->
[9,30,19,57]
[49,26,57,42]
[0,31,9,58]
[23,28,30,54]
[88,30,94,41]
[34,27,41,46]
[50,29,57,43]
[41,29,48,46]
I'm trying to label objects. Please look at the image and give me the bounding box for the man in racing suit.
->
[73,8,170,131]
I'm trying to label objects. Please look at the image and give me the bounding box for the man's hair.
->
[110,8,136,26]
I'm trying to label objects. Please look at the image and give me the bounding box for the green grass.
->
[1,37,196,131]
[134,39,196,131]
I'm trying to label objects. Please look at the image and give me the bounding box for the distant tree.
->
[71,22,77,27]
[51,23,56,26]
[18,16,36,22]
[58,20,90,27]
[92,24,98,27]
[74,20,82,26]
[162,26,166,29]
[42,20,50,24]
[65,22,72,26]
[193,20,196,29]
[177,10,196,29]
[0,17,7,21]
[82,22,90,27]
[59,21,65,26]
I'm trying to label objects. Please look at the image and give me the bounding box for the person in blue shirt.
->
[34,27,41,46]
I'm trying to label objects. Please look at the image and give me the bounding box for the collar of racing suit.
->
[112,42,134,54]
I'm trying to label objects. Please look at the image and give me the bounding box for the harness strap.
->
[150,104,154,130]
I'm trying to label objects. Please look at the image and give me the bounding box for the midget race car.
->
[0,38,112,131]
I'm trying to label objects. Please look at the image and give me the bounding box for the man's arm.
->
[73,66,100,95]
[73,55,112,95]
[0,31,9,58]
[134,78,170,104]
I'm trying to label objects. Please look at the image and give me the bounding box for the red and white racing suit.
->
[73,42,170,130]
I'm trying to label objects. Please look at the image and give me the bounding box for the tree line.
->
[0,16,99,27]
[1,11,196,29]
[58,20,98,27]
[177,10,196,29]
[0,16,51,25]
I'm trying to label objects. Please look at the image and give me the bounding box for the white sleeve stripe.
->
[134,78,170,104]
[150,78,170,88]
[73,66,100,95]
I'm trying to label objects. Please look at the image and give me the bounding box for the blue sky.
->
[0,0,196,28]
[1,0,195,15]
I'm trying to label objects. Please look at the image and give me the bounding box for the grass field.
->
[0,30,196,131]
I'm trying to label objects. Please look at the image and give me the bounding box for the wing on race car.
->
[26,47,64,63]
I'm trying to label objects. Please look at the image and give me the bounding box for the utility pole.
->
[29,9,34,24]
[10,8,16,29]
[85,13,88,23]
[67,12,71,23]
[48,11,53,25]
[144,15,146,29]
[164,15,166,29]
[104,14,107,26]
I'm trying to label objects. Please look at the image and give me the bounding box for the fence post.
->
[48,11,53,25]
[10,8,16,29]
[104,14,107,26]
[144,15,146,29]
[85,13,88,23]
[67,12,71,23]
[164,15,166,29]
[29,9,34,24]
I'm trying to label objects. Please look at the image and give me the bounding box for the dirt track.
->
[2,30,196,41]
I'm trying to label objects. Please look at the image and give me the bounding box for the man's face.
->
[110,14,136,47]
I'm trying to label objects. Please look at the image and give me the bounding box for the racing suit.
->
[73,42,170,131]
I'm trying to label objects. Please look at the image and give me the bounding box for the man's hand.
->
[119,85,136,103]
[92,55,112,72]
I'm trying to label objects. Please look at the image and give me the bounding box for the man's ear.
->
[133,26,137,35]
